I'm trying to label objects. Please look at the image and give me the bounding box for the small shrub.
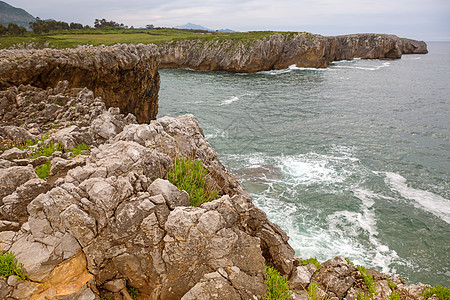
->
[0,251,28,280]
[357,265,378,296]
[30,141,63,159]
[167,157,219,207]
[389,291,401,300]
[71,143,90,157]
[298,257,321,269]
[128,287,140,299]
[307,282,329,300]
[386,278,397,290]
[422,285,450,300]
[264,265,292,300]
[36,160,51,179]
[345,257,355,266]
[357,292,371,300]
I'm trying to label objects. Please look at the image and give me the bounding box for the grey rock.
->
[0,147,27,160]
[313,255,357,299]
[290,263,318,290]
[0,126,34,142]
[0,165,37,203]
[148,178,190,209]
[103,278,126,293]
[1,178,50,223]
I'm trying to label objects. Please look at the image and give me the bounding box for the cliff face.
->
[158,33,428,72]
[0,44,160,123]
[0,82,433,300]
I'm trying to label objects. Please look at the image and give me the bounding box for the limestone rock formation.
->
[0,44,160,123]
[0,85,295,299]
[158,33,428,72]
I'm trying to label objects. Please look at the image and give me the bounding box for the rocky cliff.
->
[158,33,428,72]
[0,81,436,299]
[0,44,160,123]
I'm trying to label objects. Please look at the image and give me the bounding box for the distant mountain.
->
[0,1,35,28]
[218,29,237,33]
[175,23,212,31]
[175,23,238,33]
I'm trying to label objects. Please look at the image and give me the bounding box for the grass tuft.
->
[167,157,219,207]
[357,265,378,297]
[264,265,292,300]
[36,160,51,179]
[422,285,450,300]
[298,257,321,269]
[128,287,140,299]
[71,143,90,157]
[30,141,63,159]
[0,251,28,280]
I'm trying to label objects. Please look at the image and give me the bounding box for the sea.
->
[157,42,450,286]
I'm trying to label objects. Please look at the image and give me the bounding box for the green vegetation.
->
[128,287,140,299]
[30,141,63,159]
[99,295,110,300]
[0,27,306,49]
[264,265,292,300]
[422,285,450,300]
[307,282,328,300]
[356,265,378,297]
[298,257,321,269]
[35,160,51,179]
[386,278,397,290]
[345,257,355,266]
[389,291,401,300]
[0,251,28,280]
[167,157,219,207]
[71,143,90,157]
[0,133,48,152]
[357,292,371,300]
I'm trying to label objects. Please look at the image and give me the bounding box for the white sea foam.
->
[252,187,403,275]
[226,150,411,275]
[384,172,450,224]
[220,96,240,105]
[258,64,327,75]
[331,62,391,71]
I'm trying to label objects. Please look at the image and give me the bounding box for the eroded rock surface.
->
[158,33,427,72]
[0,87,295,299]
[0,44,160,123]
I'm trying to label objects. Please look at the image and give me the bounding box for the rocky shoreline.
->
[157,33,428,72]
[0,41,439,300]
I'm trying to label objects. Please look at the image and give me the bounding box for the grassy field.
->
[0,28,300,49]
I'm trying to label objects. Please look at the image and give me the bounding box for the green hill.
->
[0,1,35,28]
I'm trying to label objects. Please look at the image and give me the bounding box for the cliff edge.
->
[158,33,428,72]
[0,44,160,123]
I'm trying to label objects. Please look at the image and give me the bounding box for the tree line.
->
[0,18,130,37]
[0,23,27,36]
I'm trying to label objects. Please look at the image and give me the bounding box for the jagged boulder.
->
[0,109,296,299]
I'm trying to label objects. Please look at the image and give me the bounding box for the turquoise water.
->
[158,42,450,285]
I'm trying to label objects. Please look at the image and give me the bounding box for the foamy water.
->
[158,42,450,285]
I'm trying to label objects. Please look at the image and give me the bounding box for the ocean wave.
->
[384,172,450,224]
[220,96,239,105]
[331,62,391,71]
[258,64,327,75]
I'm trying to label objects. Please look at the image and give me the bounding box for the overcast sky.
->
[6,0,450,41]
